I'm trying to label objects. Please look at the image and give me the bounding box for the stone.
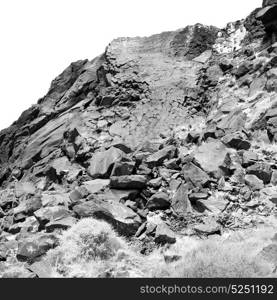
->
[146,192,171,210]
[14,181,36,198]
[13,196,42,217]
[34,206,71,226]
[146,145,176,167]
[221,132,251,150]
[148,177,162,189]
[110,175,147,189]
[87,147,125,179]
[73,199,141,236]
[110,161,135,177]
[193,139,229,178]
[17,233,58,262]
[182,162,210,188]
[193,219,221,235]
[244,174,264,191]
[97,189,139,202]
[171,183,192,216]
[82,179,110,194]
[241,151,258,167]
[271,170,277,185]
[41,193,70,207]
[45,216,77,232]
[247,162,272,184]
[196,193,229,214]
[154,223,176,244]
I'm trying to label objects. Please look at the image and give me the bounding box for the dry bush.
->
[45,218,145,278]
[41,219,277,278]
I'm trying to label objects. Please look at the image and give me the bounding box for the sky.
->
[0,0,262,131]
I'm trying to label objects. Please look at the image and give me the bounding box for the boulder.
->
[73,199,141,236]
[154,223,176,244]
[171,183,192,216]
[110,160,135,177]
[34,206,71,226]
[182,162,210,187]
[193,219,221,235]
[110,175,147,189]
[221,132,251,150]
[87,147,125,179]
[241,151,258,167]
[244,174,264,191]
[146,192,171,210]
[146,145,176,167]
[17,233,58,262]
[193,139,229,178]
[82,179,110,194]
[196,193,229,214]
[247,162,272,184]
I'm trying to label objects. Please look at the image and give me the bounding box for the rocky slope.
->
[1,0,277,277]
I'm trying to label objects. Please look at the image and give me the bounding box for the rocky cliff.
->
[1,1,277,277]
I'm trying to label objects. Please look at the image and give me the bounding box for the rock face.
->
[1,0,277,277]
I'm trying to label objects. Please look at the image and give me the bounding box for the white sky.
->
[0,0,261,130]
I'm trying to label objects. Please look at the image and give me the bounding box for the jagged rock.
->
[110,160,135,177]
[82,179,110,194]
[244,174,264,191]
[182,162,210,187]
[193,219,221,235]
[73,199,141,236]
[146,192,171,210]
[34,206,71,226]
[110,175,147,189]
[148,177,162,188]
[13,196,42,219]
[154,223,176,244]
[45,216,77,232]
[221,132,251,150]
[17,233,58,262]
[41,193,70,207]
[247,162,272,184]
[97,189,139,202]
[171,183,192,216]
[271,170,277,185]
[189,192,209,202]
[193,139,229,178]
[14,181,36,198]
[146,146,176,167]
[9,216,40,234]
[87,147,125,179]
[241,151,258,167]
[196,193,229,214]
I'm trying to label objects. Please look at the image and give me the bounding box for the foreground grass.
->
[39,218,277,278]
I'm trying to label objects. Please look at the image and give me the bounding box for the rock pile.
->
[0,0,277,277]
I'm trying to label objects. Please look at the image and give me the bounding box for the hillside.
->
[0,0,277,277]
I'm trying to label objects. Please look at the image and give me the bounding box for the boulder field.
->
[1,0,277,277]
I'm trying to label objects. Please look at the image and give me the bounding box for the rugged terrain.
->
[1,0,277,277]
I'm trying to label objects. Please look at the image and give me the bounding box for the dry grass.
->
[38,218,277,278]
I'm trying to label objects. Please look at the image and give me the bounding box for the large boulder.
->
[171,182,192,216]
[244,174,264,191]
[193,139,229,178]
[17,233,58,262]
[154,223,176,245]
[110,175,147,189]
[196,193,229,214]
[87,147,125,179]
[182,162,210,187]
[247,162,272,184]
[146,145,176,167]
[221,132,251,150]
[146,192,171,210]
[73,199,141,236]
